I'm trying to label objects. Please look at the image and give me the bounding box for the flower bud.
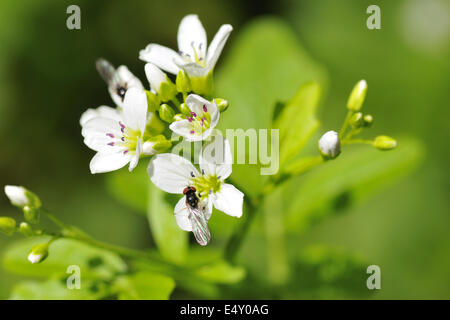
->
[28,243,49,264]
[373,136,397,150]
[4,185,41,209]
[19,222,34,237]
[23,206,40,224]
[318,131,341,160]
[173,114,184,121]
[214,98,229,112]
[350,112,364,128]
[159,104,176,123]
[347,80,367,111]
[176,70,191,93]
[142,135,172,155]
[180,102,191,116]
[145,63,177,102]
[0,217,16,236]
[363,114,373,127]
[145,90,160,112]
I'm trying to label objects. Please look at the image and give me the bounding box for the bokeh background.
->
[0,0,449,299]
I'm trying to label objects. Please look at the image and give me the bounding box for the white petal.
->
[174,196,192,231]
[81,117,125,152]
[80,106,121,126]
[148,153,199,194]
[212,183,244,218]
[177,14,207,60]
[139,44,181,75]
[128,138,142,172]
[185,94,209,115]
[175,61,208,78]
[169,120,202,142]
[122,88,147,134]
[206,24,233,70]
[4,185,28,207]
[116,66,144,90]
[89,151,132,174]
[200,136,232,179]
[144,63,166,94]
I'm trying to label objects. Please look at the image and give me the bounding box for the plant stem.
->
[339,110,353,139]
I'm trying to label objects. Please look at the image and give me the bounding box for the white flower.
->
[81,88,149,174]
[96,58,144,109]
[144,63,176,101]
[139,14,233,79]
[169,94,219,142]
[148,136,243,239]
[318,130,341,159]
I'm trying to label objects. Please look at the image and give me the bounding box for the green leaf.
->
[3,237,127,280]
[10,279,107,300]
[194,261,246,284]
[215,17,327,195]
[113,271,175,300]
[283,138,424,231]
[147,183,188,264]
[286,245,371,299]
[105,164,148,214]
[274,82,321,165]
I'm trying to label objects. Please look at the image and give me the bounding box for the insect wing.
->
[95,58,121,89]
[188,205,211,246]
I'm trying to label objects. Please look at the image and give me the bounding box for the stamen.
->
[121,137,125,141]
[187,117,193,122]
[106,133,114,138]
[123,150,129,154]
[202,169,205,175]
[119,122,125,129]
[190,130,195,135]
[191,112,197,117]
[203,105,207,112]
[190,171,195,178]
[217,176,221,179]
[107,142,114,146]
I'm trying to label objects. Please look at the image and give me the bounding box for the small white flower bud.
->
[347,80,367,111]
[28,243,49,264]
[4,185,41,208]
[318,131,341,160]
[0,217,16,236]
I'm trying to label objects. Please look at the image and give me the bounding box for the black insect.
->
[183,186,199,209]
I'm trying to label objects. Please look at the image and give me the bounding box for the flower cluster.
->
[79,14,241,245]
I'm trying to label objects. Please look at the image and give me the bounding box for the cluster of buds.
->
[318,80,397,160]
[1,186,49,264]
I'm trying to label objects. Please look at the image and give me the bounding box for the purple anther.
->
[107,142,115,146]
[106,133,114,138]
[203,105,207,112]
[123,150,129,154]
[191,112,197,117]
[190,130,195,135]
[190,171,195,178]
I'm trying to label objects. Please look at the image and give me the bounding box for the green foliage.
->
[147,183,188,264]
[215,17,327,196]
[10,279,107,300]
[283,138,424,232]
[274,82,321,165]
[3,237,127,280]
[113,272,175,300]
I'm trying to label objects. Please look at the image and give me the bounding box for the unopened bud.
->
[4,185,41,209]
[159,104,176,123]
[373,135,397,150]
[28,243,49,264]
[0,217,16,236]
[350,112,364,128]
[180,102,191,116]
[23,206,40,224]
[363,114,373,127]
[173,114,184,121]
[347,80,367,111]
[19,222,34,237]
[142,135,172,155]
[214,98,229,112]
[145,63,176,102]
[318,131,341,160]
[176,70,191,93]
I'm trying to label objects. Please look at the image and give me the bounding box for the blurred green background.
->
[0,0,448,299]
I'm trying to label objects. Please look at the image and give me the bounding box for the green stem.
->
[339,110,353,139]
[342,138,373,145]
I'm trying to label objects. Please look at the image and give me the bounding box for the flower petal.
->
[122,88,147,134]
[212,183,244,218]
[174,196,192,231]
[169,119,202,142]
[206,24,233,70]
[200,136,232,179]
[144,63,166,94]
[116,66,144,90]
[89,151,132,174]
[139,44,181,75]
[82,117,125,152]
[174,61,208,78]
[128,137,142,172]
[177,14,207,60]
[80,106,121,126]
[148,153,199,194]
[185,94,211,116]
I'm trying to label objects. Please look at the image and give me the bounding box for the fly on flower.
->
[183,186,211,246]
[96,58,144,109]
[148,135,244,245]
